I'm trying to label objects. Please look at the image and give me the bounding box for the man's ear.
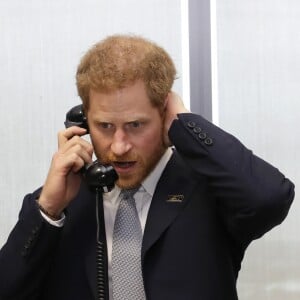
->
[159,93,169,117]
[163,93,170,109]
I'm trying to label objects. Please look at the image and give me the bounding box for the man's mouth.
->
[113,161,136,172]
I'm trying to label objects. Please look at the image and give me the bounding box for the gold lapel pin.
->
[166,195,184,203]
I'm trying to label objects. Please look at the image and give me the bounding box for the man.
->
[0,35,295,300]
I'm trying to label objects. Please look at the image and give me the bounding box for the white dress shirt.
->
[103,147,172,297]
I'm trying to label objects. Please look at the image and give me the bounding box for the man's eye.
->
[99,123,113,129]
[130,121,141,128]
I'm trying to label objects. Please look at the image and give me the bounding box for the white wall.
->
[214,1,300,299]
[0,0,187,246]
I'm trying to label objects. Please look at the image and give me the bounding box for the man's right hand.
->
[163,91,190,147]
[38,126,94,219]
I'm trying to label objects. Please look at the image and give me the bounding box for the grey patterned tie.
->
[111,187,146,300]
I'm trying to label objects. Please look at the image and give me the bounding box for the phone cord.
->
[96,189,109,300]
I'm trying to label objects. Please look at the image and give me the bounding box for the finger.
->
[58,126,87,148]
[52,145,93,175]
[69,143,93,166]
[69,154,87,173]
[60,143,94,171]
[68,148,93,173]
[60,135,93,157]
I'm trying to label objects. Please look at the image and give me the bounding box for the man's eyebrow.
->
[126,117,150,123]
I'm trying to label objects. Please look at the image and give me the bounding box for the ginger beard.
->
[94,128,166,189]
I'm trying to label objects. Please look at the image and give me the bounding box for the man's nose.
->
[110,130,132,156]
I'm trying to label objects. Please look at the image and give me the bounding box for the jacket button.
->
[204,137,213,145]
[193,127,202,133]
[24,242,31,249]
[198,132,207,140]
[28,236,35,243]
[32,226,40,235]
[187,121,196,128]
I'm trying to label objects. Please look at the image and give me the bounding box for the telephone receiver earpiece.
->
[64,104,89,132]
[64,104,118,192]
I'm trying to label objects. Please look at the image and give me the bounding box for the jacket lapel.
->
[141,151,197,261]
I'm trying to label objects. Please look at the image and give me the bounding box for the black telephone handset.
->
[64,104,118,193]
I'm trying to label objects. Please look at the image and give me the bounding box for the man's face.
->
[87,80,166,189]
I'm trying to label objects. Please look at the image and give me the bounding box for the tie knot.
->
[121,186,140,200]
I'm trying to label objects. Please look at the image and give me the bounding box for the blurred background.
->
[0,1,299,299]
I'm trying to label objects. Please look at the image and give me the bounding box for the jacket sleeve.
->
[169,113,295,247]
[0,189,63,300]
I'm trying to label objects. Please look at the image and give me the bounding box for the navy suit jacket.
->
[0,113,294,299]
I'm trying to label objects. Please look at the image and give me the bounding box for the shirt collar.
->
[141,147,173,197]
